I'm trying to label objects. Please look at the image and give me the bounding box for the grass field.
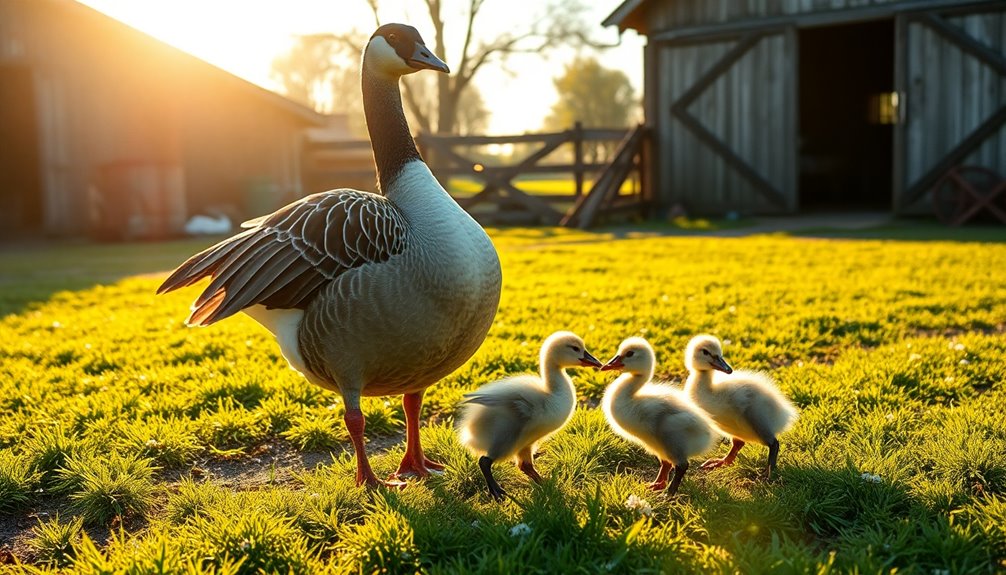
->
[1,225,1006,573]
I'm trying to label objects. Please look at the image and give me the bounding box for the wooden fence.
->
[302,123,651,228]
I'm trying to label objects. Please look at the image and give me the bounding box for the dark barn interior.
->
[0,64,43,235]
[799,20,895,211]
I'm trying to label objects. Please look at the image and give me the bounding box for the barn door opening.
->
[799,20,895,211]
[0,65,43,237]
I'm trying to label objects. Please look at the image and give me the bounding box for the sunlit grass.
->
[1,227,1005,571]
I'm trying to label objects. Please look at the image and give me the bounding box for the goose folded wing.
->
[461,391,535,420]
[157,190,408,327]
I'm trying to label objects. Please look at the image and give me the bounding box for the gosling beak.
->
[579,350,603,369]
[409,44,449,73]
[711,356,733,374]
[600,354,624,372]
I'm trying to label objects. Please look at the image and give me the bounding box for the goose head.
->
[541,331,603,370]
[600,337,656,377]
[685,335,733,374]
[365,23,449,78]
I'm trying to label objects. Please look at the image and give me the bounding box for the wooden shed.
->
[604,0,1006,215]
[0,0,326,239]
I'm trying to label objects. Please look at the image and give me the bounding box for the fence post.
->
[573,121,584,198]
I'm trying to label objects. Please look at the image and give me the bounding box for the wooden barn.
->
[0,0,325,239]
[604,0,1006,216]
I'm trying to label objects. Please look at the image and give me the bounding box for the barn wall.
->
[654,31,797,214]
[0,0,316,236]
[899,8,1006,211]
[643,0,926,33]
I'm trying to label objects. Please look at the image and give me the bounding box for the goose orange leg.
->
[345,407,405,488]
[393,390,445,479]
[702,438,745,469]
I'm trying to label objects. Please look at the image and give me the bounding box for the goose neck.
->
[610,372,649,400]
[540,364,574,395]
[685,369,715,393]
[361,65,422,193]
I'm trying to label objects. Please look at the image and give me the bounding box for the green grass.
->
[1,225,1005,572]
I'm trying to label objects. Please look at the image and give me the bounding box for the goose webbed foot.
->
[393,453,445,479]
[649,460,673,491]
[701,437,745,470]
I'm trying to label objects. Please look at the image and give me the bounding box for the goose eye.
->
[625,351,635,358]
[701,349,711,357]
[569,345,581,353]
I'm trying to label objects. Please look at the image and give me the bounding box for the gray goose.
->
[158,24,502,488]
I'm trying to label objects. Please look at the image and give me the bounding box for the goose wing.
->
[461,391,535,420]
[157,190,408,327]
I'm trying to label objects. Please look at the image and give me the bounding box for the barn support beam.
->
[900,106,1006,210]
[668,32,789,209]
[914,12,1006,75]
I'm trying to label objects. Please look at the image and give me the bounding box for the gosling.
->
[456,331,602,500]
[600,337,721,495]
[683,335,798,479]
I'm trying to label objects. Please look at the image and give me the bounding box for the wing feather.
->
[158,190,409,326]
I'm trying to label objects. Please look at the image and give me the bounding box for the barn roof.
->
[602,0,647,33]
[69,0,326,126]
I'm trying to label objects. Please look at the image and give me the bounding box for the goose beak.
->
[409,44,450,73]
[711,356,733,374]
[579,350,603,369]
[600,355,624,372]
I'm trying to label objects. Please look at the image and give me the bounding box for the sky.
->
[77,0,645,135]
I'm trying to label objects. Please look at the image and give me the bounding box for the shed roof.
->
[68,0,327,126]
[602,0,648,33]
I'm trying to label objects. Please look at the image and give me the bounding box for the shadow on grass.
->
[0,236,224,317]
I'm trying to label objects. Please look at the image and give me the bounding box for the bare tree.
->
[270,32,362,114]
[371,0,609,135]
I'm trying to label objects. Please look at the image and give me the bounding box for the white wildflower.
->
[959,359,970,366]
[145,439,159,448]
[728,306,737,313]
[624,494,653,516]
[723,339,732,346]
[908,353,922,362]
[885,413,894,421]
[639,328,648,335]
[470,520,481,529]
[509,523,532,537]
[860,472,882,484]
[520,341,528,347]
[239,539,252,552]
[51,321,62,329]
[944,376,954,383]
[953,343,965,352]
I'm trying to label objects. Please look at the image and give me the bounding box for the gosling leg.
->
[764,438,780,480]
[666,461,689,496]
[516,447,543,484]
[701,437,745,469]
[648,460,673,491]
[478,455,506,501]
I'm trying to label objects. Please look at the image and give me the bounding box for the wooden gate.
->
[657,28,797,214]
[895,6,1006,213]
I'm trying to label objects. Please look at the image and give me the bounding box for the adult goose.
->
[157,24,502,488]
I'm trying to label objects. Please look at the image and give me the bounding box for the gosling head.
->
[542,331,603,370]
[600,337,655,375]
[365,23,449,78]
[685,335,733,374]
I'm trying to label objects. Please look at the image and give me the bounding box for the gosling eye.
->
[625,350,635,358]
[701,349,712,357]
[569,345,581,353]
